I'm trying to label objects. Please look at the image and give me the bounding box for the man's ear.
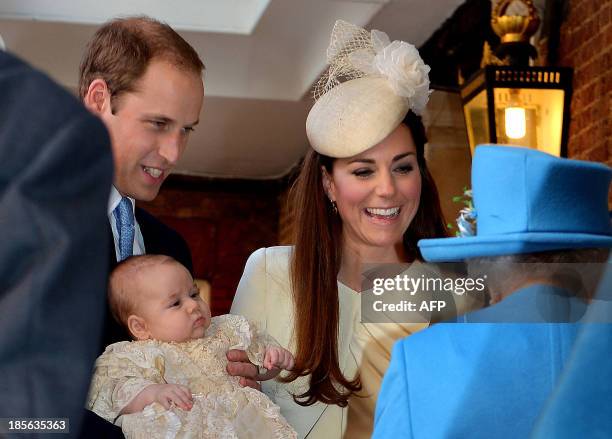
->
[127,315,150,341]
[83,78,112,115]
[321,166,336,202]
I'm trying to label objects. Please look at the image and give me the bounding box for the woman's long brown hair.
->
[281,111,448,406]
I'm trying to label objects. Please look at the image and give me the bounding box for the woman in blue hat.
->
[373,145,612,438]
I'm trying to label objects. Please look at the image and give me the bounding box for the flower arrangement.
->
[447,187,477,237]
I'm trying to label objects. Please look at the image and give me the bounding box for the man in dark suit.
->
[76,17,204,438]
[79,17,260,437]
[0,50,113,438]
[78,16,204,348]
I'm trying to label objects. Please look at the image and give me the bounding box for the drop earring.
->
[330,200,338,214]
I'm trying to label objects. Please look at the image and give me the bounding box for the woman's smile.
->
[364,206,402,221]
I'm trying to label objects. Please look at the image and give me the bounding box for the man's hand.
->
[226,349,261,390]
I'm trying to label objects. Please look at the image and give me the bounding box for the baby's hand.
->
[263,346,295,371]
[152,383,193,411]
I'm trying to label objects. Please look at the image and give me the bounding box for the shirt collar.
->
[108,186,136,216]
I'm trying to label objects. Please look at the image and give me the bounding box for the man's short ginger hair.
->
[108,254,176,329]
[78,15,205,110]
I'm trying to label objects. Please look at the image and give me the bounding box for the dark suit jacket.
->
[0,51,113,437]
[100,206,193,349]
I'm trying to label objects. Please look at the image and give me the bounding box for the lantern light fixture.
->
[460,0,573,157]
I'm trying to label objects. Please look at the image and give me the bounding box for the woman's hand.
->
[226,349,261,390]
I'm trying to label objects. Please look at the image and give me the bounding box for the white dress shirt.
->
[108,186,145,261]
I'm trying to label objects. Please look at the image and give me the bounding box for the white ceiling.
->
[0,0,271,34]
[0,0,465,179]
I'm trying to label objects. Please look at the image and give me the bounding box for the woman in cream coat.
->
[231,20,449,439]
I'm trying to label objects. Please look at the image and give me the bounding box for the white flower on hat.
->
[348,28,432,115]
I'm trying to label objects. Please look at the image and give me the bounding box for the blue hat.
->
[418,145,612,262]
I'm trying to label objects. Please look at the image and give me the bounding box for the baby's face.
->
[136,261,211,342]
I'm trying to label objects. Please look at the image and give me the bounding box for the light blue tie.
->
[113,197,135,261]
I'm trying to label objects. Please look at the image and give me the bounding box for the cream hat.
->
[306,20,432,158]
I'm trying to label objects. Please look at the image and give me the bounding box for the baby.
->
[87,255,297,439]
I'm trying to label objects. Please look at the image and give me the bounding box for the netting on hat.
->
[313,20,376,101]
[312,20,432,115]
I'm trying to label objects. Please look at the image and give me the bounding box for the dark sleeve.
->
[0,51,119,435]
[135,207,193,274]
[100,228,131,350]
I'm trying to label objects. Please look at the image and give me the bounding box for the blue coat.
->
[373,285,581,438]
[532,266,612,438]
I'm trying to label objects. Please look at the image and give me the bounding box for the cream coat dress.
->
[231,246,444,439]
